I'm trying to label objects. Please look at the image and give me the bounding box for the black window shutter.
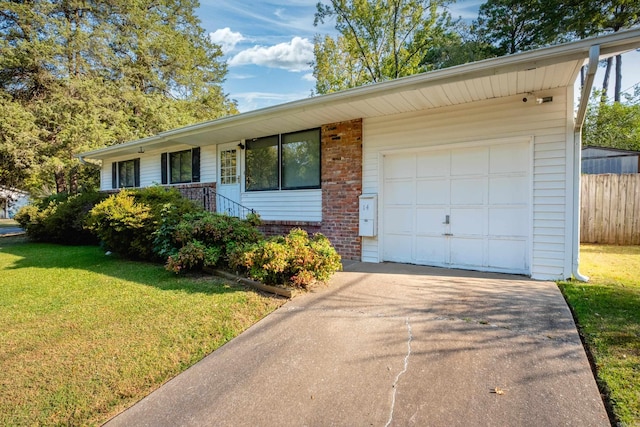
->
[191,147,200,182]
[112,162,117,189]
[134,158,141,187]
[161,153,168,184]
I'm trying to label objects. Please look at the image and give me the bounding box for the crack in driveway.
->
[385,316,412,427]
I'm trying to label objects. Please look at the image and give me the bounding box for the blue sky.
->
[197,1,639,112]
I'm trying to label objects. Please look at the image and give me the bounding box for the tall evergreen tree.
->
[0,0,237,194]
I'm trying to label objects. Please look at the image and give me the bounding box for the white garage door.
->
[382,142,530,274]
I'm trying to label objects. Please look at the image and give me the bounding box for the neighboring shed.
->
[79,29,640,281]
[582,146,640,174]
[0,186,29,219]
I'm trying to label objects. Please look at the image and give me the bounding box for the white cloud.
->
[209,27,245,54]
[302,73,316,82]
[229,37,314,72]
[233,90,311,112]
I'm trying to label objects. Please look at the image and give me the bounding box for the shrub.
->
[86,186,201,260]
[164,211,263,273]
[86,191,154,259]
[14,191,106,245]
[233,228,342,289]
[166,241,222,274]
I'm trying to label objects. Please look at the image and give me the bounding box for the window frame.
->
[112,158,140,189]
[161,147,200,185]
[245,135,280,192]
[169,149,193,184]
[245,128,321,192]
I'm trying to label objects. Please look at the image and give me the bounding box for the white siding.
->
[241,190,322,222]
[140,155,160,186]
[201,145,217,183]
[362,88,571,280]
[100,163,111,190]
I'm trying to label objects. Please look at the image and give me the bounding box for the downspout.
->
[571,44,599,282]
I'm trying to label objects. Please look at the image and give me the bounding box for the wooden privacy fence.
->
[581,174,640,245]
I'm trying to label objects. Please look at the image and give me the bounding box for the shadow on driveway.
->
[105,262,609,427]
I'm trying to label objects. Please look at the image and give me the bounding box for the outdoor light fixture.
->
[522,94,553,104]
[237,142,245,150]
[137,147,145,154]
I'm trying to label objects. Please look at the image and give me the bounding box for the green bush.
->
[86,187,201,260]
[164,211,263,273]
[233,228,342,289]
[85,190,154,258]
[165,241,222,274]
[14,191,106,245]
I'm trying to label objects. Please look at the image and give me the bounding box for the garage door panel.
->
[490,142,529,174]
[416,179,449,205]
[451,178,486,205]
[384,180,414,206]
[384,155,415,178]
[488,240,527,271]
[489,176,529,204]
[415,236,447,265]
[450,208,485,236]
[451,147,488,176]
[383,234,413,262]
[450,238,484,266]
[384,207,413,234]
[488,207,528,236]
[417,151,449,177]
[416,208,446,234]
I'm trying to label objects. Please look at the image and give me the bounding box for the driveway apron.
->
[106,262,609,427]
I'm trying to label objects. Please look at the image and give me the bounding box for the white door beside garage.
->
[382,141,530,274]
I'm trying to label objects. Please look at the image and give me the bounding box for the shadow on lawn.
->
[0,236,244,296]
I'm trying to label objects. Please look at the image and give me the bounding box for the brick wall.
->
[172,183,217,212]
[258,118,363,260]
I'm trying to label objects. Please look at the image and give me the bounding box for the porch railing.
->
[214,191,256,219]
[179,186,255,219]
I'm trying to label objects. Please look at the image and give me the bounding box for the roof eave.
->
[78,27,640,160]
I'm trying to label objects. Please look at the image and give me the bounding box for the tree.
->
[0,0,237,194]
[421,22,500,70]
[584,93,640,151]
[312,0,458,94]
[473,0,569,55]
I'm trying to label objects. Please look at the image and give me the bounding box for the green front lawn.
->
[0,237,285,425]
[559,244,640,426]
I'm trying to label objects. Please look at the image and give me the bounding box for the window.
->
[161,148,200,185]
[170,150,192,184]
[220,149,238,185]
[245,129,320,191]
[246,136,279,191]
[282,129,321,190]
[111,159,140,188]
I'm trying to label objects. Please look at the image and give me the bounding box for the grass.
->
[0,236,286,426]
[558,244,640,427]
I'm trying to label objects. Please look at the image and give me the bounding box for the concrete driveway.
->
[106,262,609,427]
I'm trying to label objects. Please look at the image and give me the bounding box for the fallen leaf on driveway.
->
[490,387,505,395]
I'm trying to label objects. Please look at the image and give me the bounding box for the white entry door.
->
[217,142,241,215]
[382,141,530,274]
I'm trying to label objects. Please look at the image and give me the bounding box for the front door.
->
[217,142,241,215]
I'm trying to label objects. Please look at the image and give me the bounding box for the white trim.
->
[377,135,531,156]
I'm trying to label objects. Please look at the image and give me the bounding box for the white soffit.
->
[80,28,640,160]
